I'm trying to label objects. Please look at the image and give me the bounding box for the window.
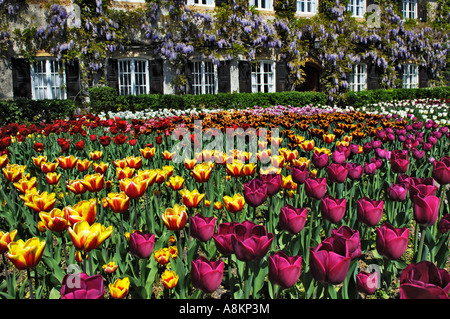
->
[402,0,417,19]
[251,61,275,93]
[118,59,149,96]
[347,0,365,17]
[192,61,217,95]
[249,0,273,10]
[297,0,317,14]
[31,59,66,100]
[187,0,214,6]
[402,64,418,88]
[349,63,367,92]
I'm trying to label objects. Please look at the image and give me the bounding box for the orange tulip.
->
[40,161,58,174]
[161,269,179,289]
[103,192,130,214]
[76,159,92,172]
[109,277,130,299]
[57,155,78,170]
[39,208,70,233]
[89,151,103,161]
[80,173,105,193]
[66,179,88,195]
[63,198,97,226]
[192,162,213,183]
[116,167,135,180]
[68,220,113,252]
[0,229,17,254]
[139,147,156,160]
[93,162,109,175]
[45,172,61,185]
[166,176,185,191]
[13,177,37,194]
[223,193,246,214]
[21,190,56,213]
[162,204,188,231]
[7,237,46,270]
[119,175,149,199]
[184,158,197,170]
[180,189,205,209]
[126,156,142,169]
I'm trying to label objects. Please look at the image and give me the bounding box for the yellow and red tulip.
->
[119,175,149,199]
[66,179,88,195]
[116,166,135,180]
[21,190,56,213]
[223,193,246,214]
[40,161,58,174]
[81,173,105,193]
[162,150,174,161]
[162,204,188,231]
[0,229,17,254]
[93,162,109,175]
[45,172,61,186]
[57,155,78,170]
[161,269,179,290]
[242,163,257,176]
[154,169,167,185]
[7,237,46,270]
[180,189,205,209]
[13,176,37,194]
[113,158,128,169]
[68,220,113,252]
[162,165,174,178]
[166,175,185,191]
[109,277,130,299]
[137,169,158,187]
[226,161,244,178]
[0,154,9,169]
[184,158,197,170]
[126,156,142,169]
[102,261,118,274]
[89,151,103,161]
[63,198,97,226]
[2,164,26,183]
[214,201,224,210]
[39,208,70,233]
[323,133,336,144]
[139,147,156,160]
[76,159,92,172]
[191,162,213,183]
[32,155,46,168]
[300,140,315,152]
[103,192,130,214]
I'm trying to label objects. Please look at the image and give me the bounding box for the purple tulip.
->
[268,251,302,289]
[320,195,346,224]
[260,173,282,196]
[387,183,408,202]
[411,148,425,160]
[190,213,216,242]
[438,214,450,234]
[304,177,327,200]
[390,150,409,174]
[191,256,225,293]
[409,183,438,198]
[321,225,361,260]
[432,156,450,185]
[232,220,274,262]
[375,222,409,260]
[312,152,329,169]
[400,261,450,299]
[309,243,351,285]
[60,273,104,299]
[363,162,377,175]
[347,163,363,181]
[357,197,384,227]
[279,204,307,234]
[356,271,378,295]
[243,178,267,207]
[412,193,440,227]
[213,222,237,256]
[129,230,155,259]
[327,163,348,184]
[331,150,346,164]
[291,164,309,185]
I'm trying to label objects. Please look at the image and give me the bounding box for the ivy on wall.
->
[1,0,449,104]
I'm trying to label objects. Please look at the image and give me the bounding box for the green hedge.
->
[0,98,76,125]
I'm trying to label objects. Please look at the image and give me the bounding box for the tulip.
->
[260,173,282,196]
[322,226,361,260]
[180,189,205,209]
[68,221,113,252]
[7,237,46,270]
[438,214,450,233]
[356,197,384,227]
[119,175,149,199]
[2,164,25,183]
[190,213,216,242]
[116,166,135,180]
[21,190,56,213]
[363,162,377,175]
[309,243,351,285]
[291,164,309,185]
[320,195,346,224]
[166,175,185,191]
[331,150,346,164]
[154,246,178,265]
[76,159,92,172]
[90,151,103,161]
[0,154,9,168]
[129,230,155,259]
[214,201,223,210]
[304,177,327,200]
[312,152,329,169]
[102,261,118,274]
[412,194,440,227]
[109,277,130,299]
[222,193,245,215]
[192,162,214,183]
[432,156,450,185]
[323,133,335,144]
[399,261,450,299]
[327,163,348,184]
[387,183,408,202]
[390,150,409,174]
[161,270,179,289]
[279,204,307,234]
[356,271,378,295]
[13,177,37,194]
[93,162,109,175]
[140,147,156,160]
[243,179,267,207]
[57,155,78,170]
[40,161,58,174]
[103,192,130,214]
[64,198,97,226]
[191,256,225,293]
[39,208,70,233]
[268,251,302,289]
[67,179,88,195]
[81,173,105,193]
[346,162,363,181]
[60,272,104,299]
[162,204,188,231]
[281,175,296,190]
[45,172,61,185]
[231,220,274,262]
[375,223,409,260]
[32,155,46,168]
[0,229,18,254]
[162,150,173,161]
[213,222,237,256]
[126,156,142,169]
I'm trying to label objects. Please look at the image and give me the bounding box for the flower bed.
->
[0,103,449,300]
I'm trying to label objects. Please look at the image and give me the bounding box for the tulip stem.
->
[2,253,9,294]
[416,225,426,263]
[27,268,34,299]
[228,256,234,299]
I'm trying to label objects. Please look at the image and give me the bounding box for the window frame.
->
[191,60,218,95]
[347,0,366,17]
[249,0,273,10]
[402,63,418,89]
[402,0,418,20]
[30,58,66,100]
[186,0,215,6]
[349,63,368,92]
[296,0,317,15]
[251,60,276,94]
[117,58,150,96]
